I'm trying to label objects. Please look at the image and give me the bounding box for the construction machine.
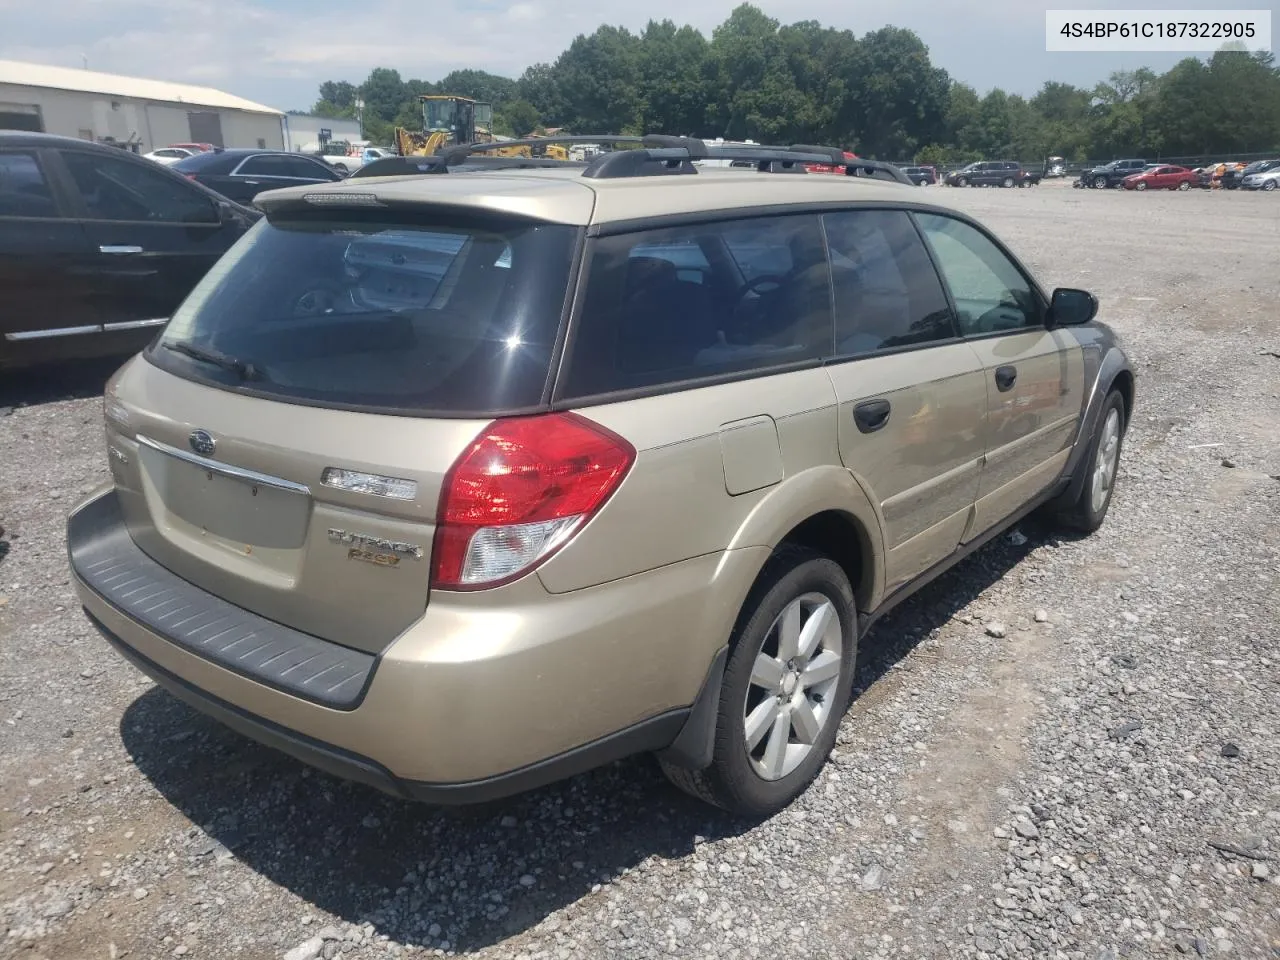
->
[394,95,568,160]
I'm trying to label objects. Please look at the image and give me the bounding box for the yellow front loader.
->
[395,95,568,160]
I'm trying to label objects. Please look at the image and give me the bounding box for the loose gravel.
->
[2,183,1278,960]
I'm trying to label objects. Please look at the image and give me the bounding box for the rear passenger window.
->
[561,215,832,397]
[823,210,955,356]
[0,152,57,218]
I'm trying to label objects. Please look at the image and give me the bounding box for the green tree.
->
[517,63,564,127]
[494,99,541,137]
[553,26,643,132]
[437,69,518,106]
[635,19,711,135]
[359,68,408,124]
[706,5,806,142]
[844,26,950,159]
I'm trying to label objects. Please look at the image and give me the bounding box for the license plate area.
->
[137,439,312,551]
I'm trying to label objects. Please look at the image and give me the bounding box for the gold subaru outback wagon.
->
[68,139,1134,817]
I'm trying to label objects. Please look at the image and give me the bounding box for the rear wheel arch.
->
[775,511,875,614]
[724,469,885,613]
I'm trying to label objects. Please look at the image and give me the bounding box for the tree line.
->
[307,3,1280,164]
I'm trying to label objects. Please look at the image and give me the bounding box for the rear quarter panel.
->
[537,370,886,609]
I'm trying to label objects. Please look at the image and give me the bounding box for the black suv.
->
[944,161,1028,188]
[1077,159,1147,189]
[0,132,258,370]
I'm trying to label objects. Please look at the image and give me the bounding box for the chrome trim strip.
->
[103,318,168,332]
[99,245,144,255]
[4,324,102,341]
[135,435,312,496]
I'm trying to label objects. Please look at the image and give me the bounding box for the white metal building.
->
[0,60,284,152]
[282,113,362,153]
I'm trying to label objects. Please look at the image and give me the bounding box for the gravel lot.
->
[2,182,1278,960]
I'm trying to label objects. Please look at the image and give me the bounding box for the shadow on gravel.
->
[0,357,123,409]
[118,527,1039,952]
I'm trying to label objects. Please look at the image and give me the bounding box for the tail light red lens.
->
[431,412,636,590]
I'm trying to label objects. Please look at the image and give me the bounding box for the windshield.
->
[424,99,457,133]
[150,212,579,415]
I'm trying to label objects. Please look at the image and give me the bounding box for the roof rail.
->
[436,134,653,166]
[358,133,914,185]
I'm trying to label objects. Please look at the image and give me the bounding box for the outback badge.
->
[327,528,424,566]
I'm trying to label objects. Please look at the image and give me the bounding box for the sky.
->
[0,0,1269,111]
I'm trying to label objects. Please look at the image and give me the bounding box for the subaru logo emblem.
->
[189,429,216,457]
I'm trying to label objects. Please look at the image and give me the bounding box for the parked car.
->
[143,146,196,166]
[1121,165,1198,191]
[1231,159,1280,191]
[899,165,937,186]
[0,132,259,370]
[1043,156,1067,178]
[1075,159,1148,189]
[1241,163,1280,191]
[68,139,1134,818]
[944,161,1031,188]
[172,149,345,204]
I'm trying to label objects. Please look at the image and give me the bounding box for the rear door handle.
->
[853,398,892,433]
[99,245,143,255]
[995,365,1017,392]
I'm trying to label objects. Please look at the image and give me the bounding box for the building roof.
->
[0,59,282,116]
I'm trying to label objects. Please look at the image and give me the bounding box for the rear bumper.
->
[70,488,764,797]
[87,610,686,803]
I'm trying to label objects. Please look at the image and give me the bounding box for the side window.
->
[823,210,955,356]
[0,151,58,218]
[284,155,335,180]
[62,151,218,224]
[561,214,832,397]
[915,213,1042,336]
[237,154,290,176]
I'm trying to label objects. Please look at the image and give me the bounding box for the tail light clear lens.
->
[431,413,635,590]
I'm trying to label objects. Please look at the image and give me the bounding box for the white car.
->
[143,147,195,166]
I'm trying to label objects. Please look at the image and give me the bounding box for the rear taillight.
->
[431,413,635,590]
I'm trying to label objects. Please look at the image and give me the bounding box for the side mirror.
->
[1047,287,1098,327]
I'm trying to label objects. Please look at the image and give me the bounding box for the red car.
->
[805,150,859,174]
[1122,165,1197,191]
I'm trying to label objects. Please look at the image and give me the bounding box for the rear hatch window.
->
[150,210,579,416]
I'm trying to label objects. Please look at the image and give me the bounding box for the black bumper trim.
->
[68,490,376,710]
[90,611,689,805]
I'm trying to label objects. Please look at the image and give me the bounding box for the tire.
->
[918,179,927,186]
[1093,177,1107,189]
[958,177,968,187]
[1262,180,1276,191]
[1055,390,1126,533]
[1002,177,1014,188]
[1135,181,1147,191]
[1178,181,1190,191]
[660,548,857,817]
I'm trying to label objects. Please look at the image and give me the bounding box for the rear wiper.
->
[162,340,265,381]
